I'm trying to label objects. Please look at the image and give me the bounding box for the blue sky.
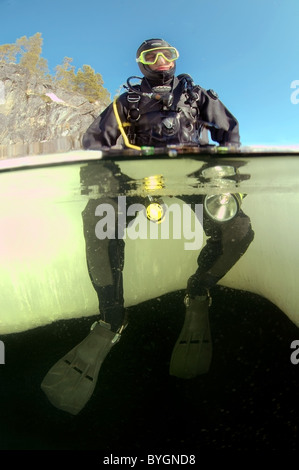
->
[1,0,299,146]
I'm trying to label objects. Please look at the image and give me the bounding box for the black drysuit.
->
[82,76,241,149]
[81,76,254,331]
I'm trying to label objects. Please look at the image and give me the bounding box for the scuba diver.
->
[41,38,254,415]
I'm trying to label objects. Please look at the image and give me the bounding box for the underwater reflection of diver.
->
[41,161,254,415]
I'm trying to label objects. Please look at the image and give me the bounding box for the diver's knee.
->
[224,212,254,244]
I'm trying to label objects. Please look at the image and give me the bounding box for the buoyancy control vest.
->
[123,75,209,147]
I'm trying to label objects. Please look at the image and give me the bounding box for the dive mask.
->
[136,47,179,65]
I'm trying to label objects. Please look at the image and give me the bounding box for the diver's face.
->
[147,50,175,72]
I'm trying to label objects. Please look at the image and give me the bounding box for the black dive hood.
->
[136,38,176,84]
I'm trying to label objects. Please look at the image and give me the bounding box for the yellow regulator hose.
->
[113,96,141,150]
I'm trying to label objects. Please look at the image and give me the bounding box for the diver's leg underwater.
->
[41,197,132,415]
[169,205,254,378]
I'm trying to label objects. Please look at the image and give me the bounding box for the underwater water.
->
[0,148,298,453]
[1,288,299,452]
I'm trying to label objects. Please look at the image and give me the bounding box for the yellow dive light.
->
[145,199,166,223]
[142,175,167,223]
